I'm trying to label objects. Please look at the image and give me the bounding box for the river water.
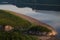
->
[0,4,60,38]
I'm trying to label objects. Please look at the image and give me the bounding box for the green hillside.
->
[0,10,51,40]
[0,10,31,27]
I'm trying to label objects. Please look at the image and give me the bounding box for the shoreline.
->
[5,10,57,35]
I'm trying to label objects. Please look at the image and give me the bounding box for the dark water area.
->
[16,4,60,11]
[0,0,60,11]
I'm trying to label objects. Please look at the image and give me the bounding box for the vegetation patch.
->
[0,10,31,28]
[0,10,51,40]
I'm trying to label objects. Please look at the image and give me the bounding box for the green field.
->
[0,10,51,40]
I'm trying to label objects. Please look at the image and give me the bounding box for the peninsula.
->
[0,10,57,40]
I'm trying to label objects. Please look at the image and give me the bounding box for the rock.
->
[4,25,14,31]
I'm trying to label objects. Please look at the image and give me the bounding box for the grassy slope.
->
[0,10,32,28]
[0,10,38,40]
[0,10,51,40]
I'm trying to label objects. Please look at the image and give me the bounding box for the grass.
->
[29,26,51,32]
[0,10,38,40]
[0,10,51,40]
[0,10,32,28]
